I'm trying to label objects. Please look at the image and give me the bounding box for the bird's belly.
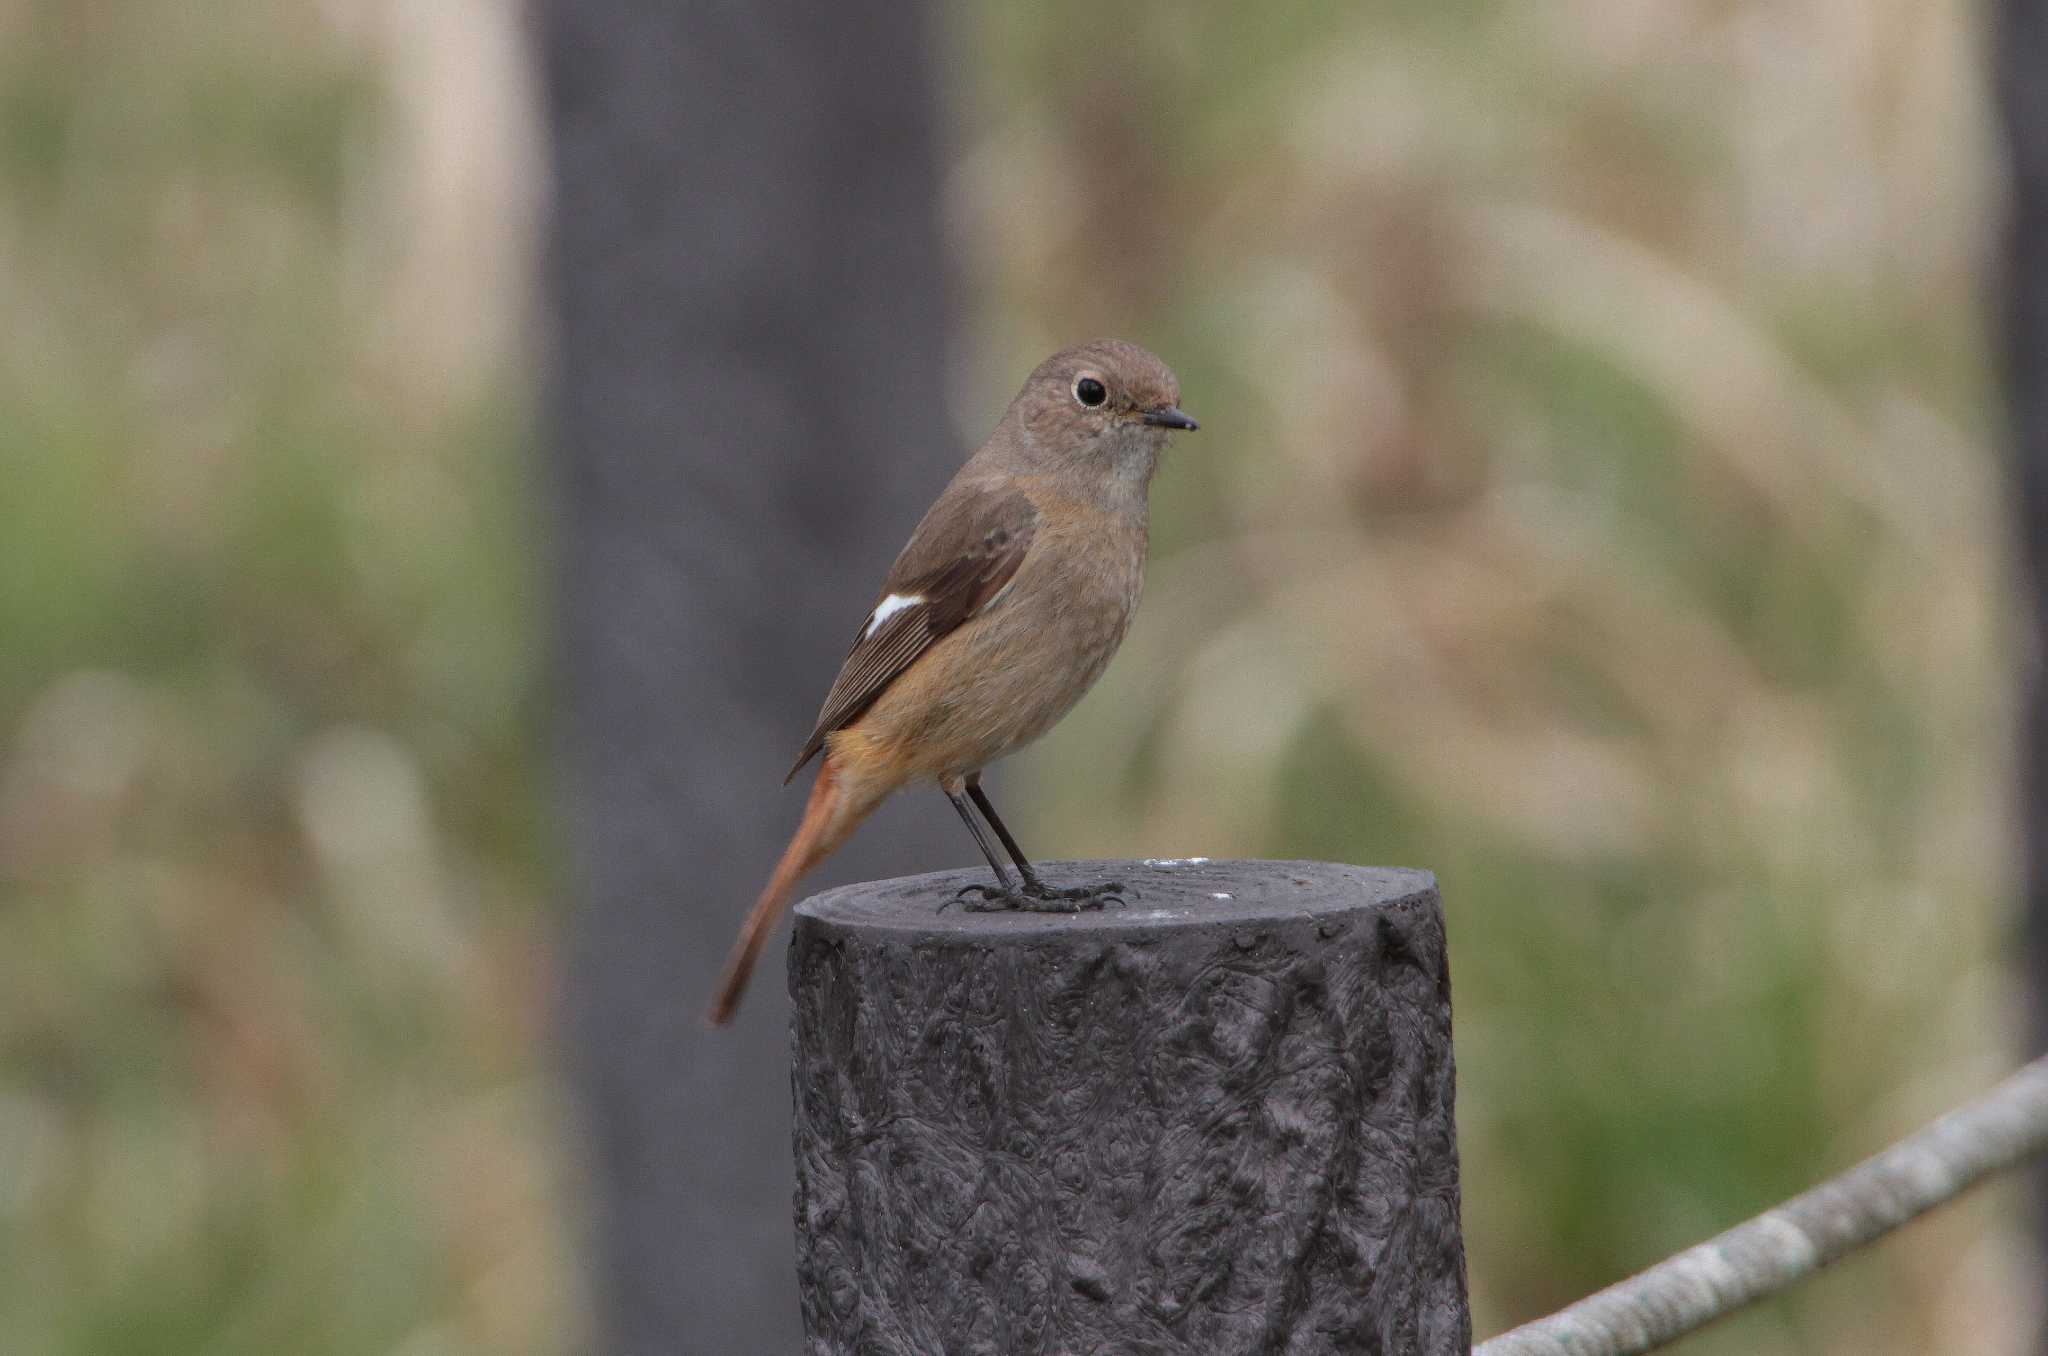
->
[857,574,1136,780]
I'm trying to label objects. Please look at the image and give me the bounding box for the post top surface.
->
[794,859,1435,940]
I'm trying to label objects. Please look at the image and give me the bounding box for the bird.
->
[705,339,1197,1025]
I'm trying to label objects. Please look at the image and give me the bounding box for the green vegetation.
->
[0,5,569,1353]
[0,0,2020,1352]
[973,3,2019,1351]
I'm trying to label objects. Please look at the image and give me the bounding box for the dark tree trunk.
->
[790,861,1470,1355]
[541,2,961,1350]
[1999,2,2048,1348]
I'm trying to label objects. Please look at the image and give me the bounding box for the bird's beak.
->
[1142,405,1199,431]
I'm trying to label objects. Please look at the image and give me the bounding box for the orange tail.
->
[708,758,861,1025]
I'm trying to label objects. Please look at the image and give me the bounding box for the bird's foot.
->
[950,883,1030,912]
[1029,878,1126,911]
[949,879,1125,913]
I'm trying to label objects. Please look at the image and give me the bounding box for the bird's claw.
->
[1031,880,1127,911]
[944,880,1127,913]
[948,883,1013,913]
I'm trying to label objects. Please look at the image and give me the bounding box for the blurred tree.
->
[2000,0,2048,1343]
[542,2,963,1350]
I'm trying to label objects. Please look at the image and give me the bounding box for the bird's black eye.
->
[1074,376,1107,408]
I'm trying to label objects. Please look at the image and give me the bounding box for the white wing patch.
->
[865,592,923,638]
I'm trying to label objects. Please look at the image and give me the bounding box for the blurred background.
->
[0,1,2029,1354]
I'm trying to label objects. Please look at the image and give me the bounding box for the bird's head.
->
[1005,339,1196,484]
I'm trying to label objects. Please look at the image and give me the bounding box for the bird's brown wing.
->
[785,482,1038,781]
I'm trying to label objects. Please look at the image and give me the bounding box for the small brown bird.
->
[707,339,1196,1024]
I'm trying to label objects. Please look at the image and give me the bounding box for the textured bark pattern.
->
[790,860,1469,1356]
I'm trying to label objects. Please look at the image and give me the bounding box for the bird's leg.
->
[962,775,1125,910]
[965,775,1043,888]
[944,786,1019,911]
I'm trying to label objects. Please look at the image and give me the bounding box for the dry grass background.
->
[0,0,2029,1352]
